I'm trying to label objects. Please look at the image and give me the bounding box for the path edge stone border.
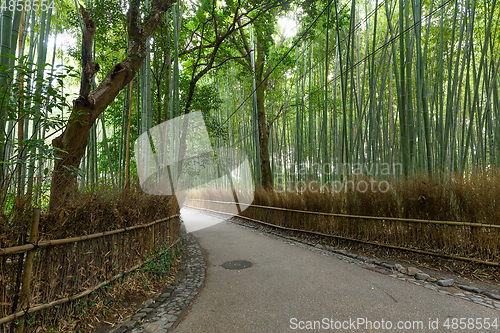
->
[107,222,206,333]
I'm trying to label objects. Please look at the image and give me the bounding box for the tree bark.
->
[256,82,273,189]
[255,33,273,189]
[49,0,175,210]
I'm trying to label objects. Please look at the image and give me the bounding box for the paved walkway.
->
[174,208,499,333]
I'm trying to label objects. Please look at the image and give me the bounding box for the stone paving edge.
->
[107,222,206,333]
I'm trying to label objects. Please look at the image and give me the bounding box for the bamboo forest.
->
[1,0,500,207]
[1,0,500,330]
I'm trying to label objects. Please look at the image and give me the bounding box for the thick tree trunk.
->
[255,38,273,189]
[50,107,93,210]
[256,84,273,189]
[49,1,175,211]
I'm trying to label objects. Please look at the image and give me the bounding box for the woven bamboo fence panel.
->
[0,214,180,327]
[186,198,500,264]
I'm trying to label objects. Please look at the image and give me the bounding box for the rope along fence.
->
[186,198,500,266]
[0,213,181,326]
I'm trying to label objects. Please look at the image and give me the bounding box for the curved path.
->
[174,208,499,332]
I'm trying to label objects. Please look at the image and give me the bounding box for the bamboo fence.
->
[186,198,500,265]
[0,213,181,327]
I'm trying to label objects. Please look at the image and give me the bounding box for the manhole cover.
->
[222,260,253,270]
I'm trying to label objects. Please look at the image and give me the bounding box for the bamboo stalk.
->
[16,208,40,331]
[124,80,135,189]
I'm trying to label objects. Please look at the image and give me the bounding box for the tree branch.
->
[79,6,99,99]
[267,103,296,130]
[87,0,176,123]
[50,0,177,210]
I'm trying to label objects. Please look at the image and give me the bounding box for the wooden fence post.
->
[152,224,155,254]
[169,218,174,243]
[16,208,40,331]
